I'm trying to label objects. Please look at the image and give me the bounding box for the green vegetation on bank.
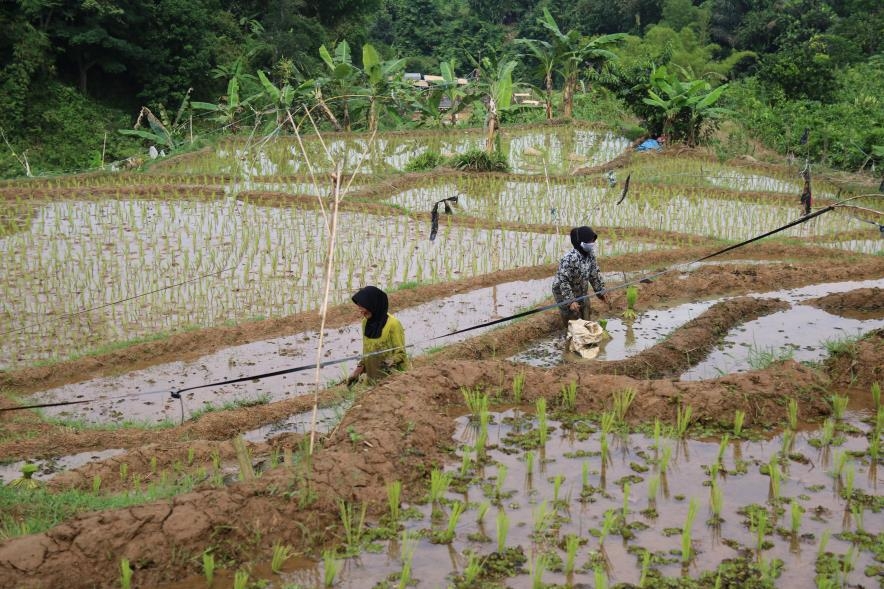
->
[1,0,881,178]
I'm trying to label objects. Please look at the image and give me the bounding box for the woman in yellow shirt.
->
[346,286,408,384]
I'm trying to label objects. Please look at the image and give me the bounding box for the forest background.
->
[0,0,881,178]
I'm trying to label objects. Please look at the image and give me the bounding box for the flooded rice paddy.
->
[6,198,667,368]
[229,409,881,588]
[513,278,884,375]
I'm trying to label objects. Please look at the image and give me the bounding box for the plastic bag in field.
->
[566,320,605,359]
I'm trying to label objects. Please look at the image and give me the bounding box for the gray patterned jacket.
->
[551,249,605,304]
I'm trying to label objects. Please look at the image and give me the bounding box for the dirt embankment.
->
[1,279,883,587]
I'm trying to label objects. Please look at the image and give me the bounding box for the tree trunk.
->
[545,72,553,120]
[563,75,575,119]
[314,89,342,131]
[485,98,498,153]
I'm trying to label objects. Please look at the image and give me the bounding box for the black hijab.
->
[352,285,389,339]
[569,226,597,257]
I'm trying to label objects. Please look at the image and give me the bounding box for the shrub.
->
[404,150,445,171]
[446,148,510,172]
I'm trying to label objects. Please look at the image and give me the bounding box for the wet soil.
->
[0,137,882,588]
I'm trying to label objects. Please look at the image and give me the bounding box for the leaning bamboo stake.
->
[287,102,378,455]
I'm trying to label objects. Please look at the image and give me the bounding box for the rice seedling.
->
[475,411,489,459]
[681,498,698,563]
[338,500,367,550]
[676,405,693,437]
[716,434,729,465]
[581,461,589,489]
[398,532,417,589]
[639,551,651,587]
[842,462,855,502]
[202,550,215,586]
[462,552,482,585]
[768,457,782,502]
[119,463,128,483]
[612,387,636,423]
[780,429,795,457]
[659,444,673,473]
[322,550,342,588]
[787,398,799,430]
[817,529,831,558]
[531,553,549,589]
[622,482,631,519]
[386,480,402,524]
[552,474,564,504]
[120,558,133,589]
[817,419,836,447]
[751,508,768,555]
[496,510,510,553]
[872,382,881,410]
[462,387,489,420]
[594,565,609,589]
[652,418,662,449]
[560,381,577,410]
[512,372,526,404]
[459,449,472,477]
[92,476,101,494]
[647,474,660,507]
[733,410,745,437]
[830,450,848,479]
[622,285,638,320]
[440,501,465,542]
[850,503,864,533]
[233,569,249,589]
[709,481,723,523]
[790,501,803,535]
[600,430,610,463]
[600,411,616,435]
[870,431,880,460]
[533,500,554,535]
[536,398,548,446]
[476,501,490,524]
[598,509,617,547]
[494,465,508,502]
[271,542,292,573]
[525,450,535,477]
[830,395,849,420]
[564,534,581,575]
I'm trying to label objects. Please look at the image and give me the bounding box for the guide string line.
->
[7,195,875,417]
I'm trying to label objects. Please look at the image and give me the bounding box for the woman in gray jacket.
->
[552,226,608,326]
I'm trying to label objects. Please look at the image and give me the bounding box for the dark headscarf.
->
[352,286,389,339]
[569,226,597,257]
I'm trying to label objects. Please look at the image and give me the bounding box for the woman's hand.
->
[569,301,580,313]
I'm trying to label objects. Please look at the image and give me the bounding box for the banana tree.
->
[191,76,261,132]
[476,57,517,153]
[515,37,557,120]
[642,65,730,146]
[255,70,315,128]
[361,44,408,132]
[317,41,360,131]
[538,8,624,118]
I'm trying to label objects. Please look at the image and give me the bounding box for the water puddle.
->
[0,448,125,485]
[511,279,884,371]
[242,403,347,443]
[265,409,881,588]
[29,276,568,424]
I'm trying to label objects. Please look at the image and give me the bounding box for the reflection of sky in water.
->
[2,199,573,368]
[512,279,884,376]
[273,409,880,588]
[196,129,631,175]
[388,183,858,241]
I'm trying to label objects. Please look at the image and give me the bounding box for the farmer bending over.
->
[347,286,408,385]
[552,226,608,327]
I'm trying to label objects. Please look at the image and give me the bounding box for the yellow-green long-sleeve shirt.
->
[358,313,408,379]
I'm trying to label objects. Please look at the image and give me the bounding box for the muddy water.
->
[682,278,884,380]
[0,448,124,485]
[249,410,881,588]
[513,278,884,374]
[28,277,556,424]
